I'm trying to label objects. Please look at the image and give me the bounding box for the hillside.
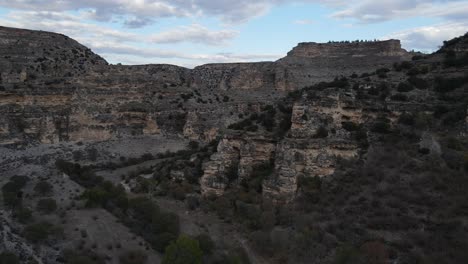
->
[0,26,467,264]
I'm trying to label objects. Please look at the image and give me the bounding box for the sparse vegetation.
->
[37,198,57,214]
[0,252,19,264]
[34,181,53,196]
[162,235,203,264]
[23,221,62,243]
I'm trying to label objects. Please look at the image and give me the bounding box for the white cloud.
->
[384,21,468,51]
[0,0,466,66]
[150,24,238,45]
[89,41,280,62]
[0,0,348,26]
[332,0,468,23]
[0,11,140,43]
[0,9,279,66]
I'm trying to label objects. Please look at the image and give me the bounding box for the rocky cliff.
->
[0,26,412,146]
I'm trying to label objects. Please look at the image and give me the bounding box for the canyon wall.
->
[0,26,411,146]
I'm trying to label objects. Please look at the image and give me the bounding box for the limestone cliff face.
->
[0,26,411,146]
[191,62,276,91]
[276,40,410,91]
[200,133,276,196]
[287,40,407,58]
[200,90,363,200]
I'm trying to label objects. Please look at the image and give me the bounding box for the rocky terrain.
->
[0,25,468,264]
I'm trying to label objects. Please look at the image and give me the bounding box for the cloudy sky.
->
[0,0,467,67]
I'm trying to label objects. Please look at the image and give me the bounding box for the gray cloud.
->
[0,9,279,66]
[1,11,140,43]
[385,21,468,51]
[332,0,468,23]
[150,24,238,45]
[0,0,337,26]
[123,17,153,28]
[1,0,466,26]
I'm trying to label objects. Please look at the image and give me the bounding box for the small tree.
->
[188,141,199,150]
[2,176,29,208]
[313,126,329,138]
[34,181,53,196]
[334,244,364,264]
[23,222,57,243]
[13,206,33,224]
[196,234,215,255]
[119,250,148,264]
[162,235,203,264]
[37,198,57,214]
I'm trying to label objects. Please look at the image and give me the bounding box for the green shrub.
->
[406,67,420,76]
[55,159,81,175]
[334,244,364,264]
[397,82,413,92]
[188,141,199,150]
[442,110,465,125]
[196,234,215,255]
[62,249,105,264]
[433,105,450,118]
[390,93,408,101]
[435,76,468,93]
[342,122,360,132]
[13,206,33,224]
[376,68,390,78]
[414,113,433,129]
[162,235,203,264]
[313,126,329,138]
[371,120,391,134]
[0,252,19,264]
[23,222,60,243]
[400,61,413,69]
[37,198,57,214]
[408,76,428,89]
[2,176,29,208]
[398,113,415,126]
[119,250,148,264]
[236,201,262,229]
[225,162,239,183]
[360,241,389,264]
[240,162,274,193]
[219,248,251,264]
[34,181,53,196]
[393,61,412,71]
[444,52,468,67]
[299,176,322,193]
[464,153,468,171]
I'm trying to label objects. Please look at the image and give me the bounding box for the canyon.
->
[1,26,467,264]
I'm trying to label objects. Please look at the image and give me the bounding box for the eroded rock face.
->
[200,133,276,196]
[287,40,407,58]
[200,90,367,200]
[276,40,410,91]
[263,139,358,202]
[0,26,412,145]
